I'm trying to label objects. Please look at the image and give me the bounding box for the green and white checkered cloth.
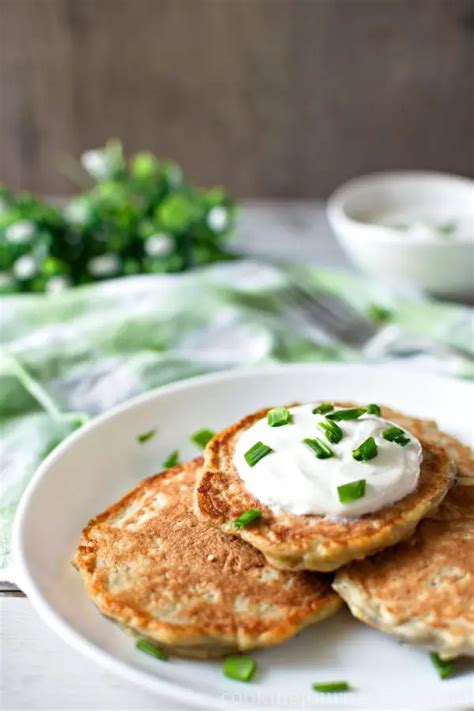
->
[1,260,473,574]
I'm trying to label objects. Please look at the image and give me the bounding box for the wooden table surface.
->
[0,201,349,710]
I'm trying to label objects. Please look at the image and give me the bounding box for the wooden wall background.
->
[0,0,473,198]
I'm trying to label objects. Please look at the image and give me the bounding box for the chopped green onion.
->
[312,403,334,415]
[303,437,334,459]
[338,479,366,503]
[223,655,256,682]
[244,441,273,467]
[267,407,292,427]
[353,436,378,462]
[137,429,156,443]
[233,509,262,530]
[366,403,381,416]
[382,426,410,447]
[162,449,180,468]
[136,638,168,660]
[327,408,366,421]
[430,652,454,679]
[317,419,343,444]
[190,428,215,448]
[312,681,350,693]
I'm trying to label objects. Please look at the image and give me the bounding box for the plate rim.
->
[11,362,473,708]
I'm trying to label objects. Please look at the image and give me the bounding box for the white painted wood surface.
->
[1,201,346,710]
[1,598,194,711]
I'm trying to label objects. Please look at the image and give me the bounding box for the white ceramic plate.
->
[12,364,474,710]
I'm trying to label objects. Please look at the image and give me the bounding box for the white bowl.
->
[327,171,474,300]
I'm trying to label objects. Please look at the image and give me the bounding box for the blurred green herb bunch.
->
[0,140,237,294]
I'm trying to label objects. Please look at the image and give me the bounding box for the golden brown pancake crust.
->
[195,403,456,572]
[389,409,473,484]
[75,458,341,658]
[333,485,474,659]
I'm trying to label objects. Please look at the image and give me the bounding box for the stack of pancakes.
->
[75,403,473,660]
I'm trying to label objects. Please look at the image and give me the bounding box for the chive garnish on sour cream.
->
[244,441,273,467]
[366,403,381,416]
[382,426,410,447]
[312,403,334,415]
[317,419,343,444]
[353,436,378,462]
[223,655,257,682]
[338,479,366,503]
[312,681,350,693]
[327,407,366,421]
[233,509,262,529]
[267,407,292,427]
[190,428,215,448]
[303,437,334,459]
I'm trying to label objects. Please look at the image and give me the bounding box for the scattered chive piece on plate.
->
[190,428,215,449]
[312,681,350,693]
[136,638,168,660]
[353,436,378,462]
[162,449,180,468]
[317,419,343,444]
[366,403,381,416]
[267,407,292,427]
[312,402,334,415]
[327,407,366,421]
[430,652,454,679]
[382,426,410,447]
[303,437,334,459]
[137,429,156,443]
[233,509,262,530]
[338,479,366,503]
[223,655,257,682]
[244,441,273,467]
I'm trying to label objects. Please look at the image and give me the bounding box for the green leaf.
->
[130,152,159,180]
[0,141,236,293]
[156,194,197,232]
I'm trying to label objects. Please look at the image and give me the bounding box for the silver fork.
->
[283,279,474,361]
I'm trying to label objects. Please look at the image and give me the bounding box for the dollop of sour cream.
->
[233,404,422,518]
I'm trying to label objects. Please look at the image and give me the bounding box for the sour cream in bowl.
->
[327,171,474,300]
